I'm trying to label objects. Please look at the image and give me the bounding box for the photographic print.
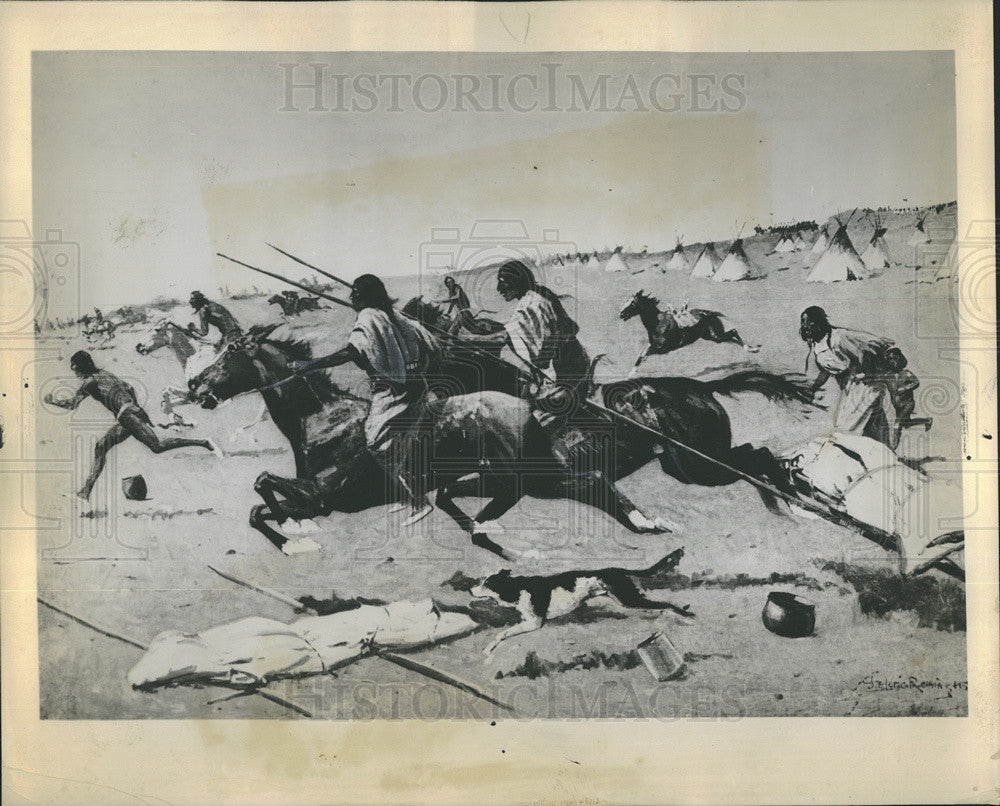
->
[1,3,996,804]
[27,49,972,719]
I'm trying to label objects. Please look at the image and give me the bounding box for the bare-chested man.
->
[43,351,221,500]
[186,290,243,347]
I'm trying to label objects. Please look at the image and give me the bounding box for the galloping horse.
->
[189,330,813,557]
[619,290,760,375]
[401,296,505,337]
[268,293,327,317]
[136,320,268,434]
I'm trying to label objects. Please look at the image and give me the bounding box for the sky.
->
[33,51,956,307]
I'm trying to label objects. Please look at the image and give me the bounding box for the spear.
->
[216,253,353,310]
[266,243,355,290]
[224,248,826,514]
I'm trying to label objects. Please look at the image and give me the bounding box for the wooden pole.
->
[207,565,318,615]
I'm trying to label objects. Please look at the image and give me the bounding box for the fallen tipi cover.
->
[807,218,872,282]
[712,238,757,281]
[689,242,720,278]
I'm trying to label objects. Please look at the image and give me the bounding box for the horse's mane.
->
[635,290,660,307]
[260,336,369,404]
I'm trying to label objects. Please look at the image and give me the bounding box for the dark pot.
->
[762,591,816,637]
[122,475,149,501]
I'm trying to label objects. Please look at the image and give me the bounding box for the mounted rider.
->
[186,290,243,347]
[465,259,591,430]
[293,274,439,526]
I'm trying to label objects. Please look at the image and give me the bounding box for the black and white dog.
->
[471,548,692,655]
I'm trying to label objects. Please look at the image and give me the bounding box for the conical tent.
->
[712,239,757,281]
[604,250,629,273]
[907,215,930,246]
[665,238,689,271]
[773,236,796,253]
[860,216,892,272]
[810,227,831,253]
[690,243,720,278]
[793,231,807,247]
[806,218,871,282]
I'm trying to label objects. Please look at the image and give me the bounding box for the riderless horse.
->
[619,290,760,375]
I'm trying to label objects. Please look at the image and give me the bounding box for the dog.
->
[471,548,692,655]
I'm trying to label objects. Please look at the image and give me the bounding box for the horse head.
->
[401,295,442,328]
[619,290,656,321]
[267,294,283,306]
[189,328,310,410]
[136,320,184,355]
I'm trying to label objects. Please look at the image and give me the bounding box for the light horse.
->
[189,333,687,559]
[135,320,266,433]
[619,290,760,375]
[189,331,815,557]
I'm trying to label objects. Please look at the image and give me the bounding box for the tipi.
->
[860,214,892,273]
[664,238,689,271]
[806,216,871,282]
[793,230,808,247]
[810,226,831,254]
[712,238,757,282]
[907,215,931,246]
[773,235,796,253]
[689,242,720,278]
[604,247,629,273]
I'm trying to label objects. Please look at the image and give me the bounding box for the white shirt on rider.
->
[349,308,438,387]
[505,289,560,372]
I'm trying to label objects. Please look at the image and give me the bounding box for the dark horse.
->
[268,293,328,316]
[619,290,760,375]
[401,296,505,337]
[190,330,812,557]
[188,332,687,559]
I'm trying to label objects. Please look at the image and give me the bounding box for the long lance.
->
[267,243,355,290]
[216,253,354,310]
[227,249,826,514]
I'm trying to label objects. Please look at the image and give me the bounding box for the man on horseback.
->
[43,351,221,501]
[293,274,439,526]
[186,290,243,347]
[433,276,475,335]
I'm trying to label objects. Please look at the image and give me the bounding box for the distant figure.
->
[186,290,243,346]
[880,347,932,448]
[433,276,478,335]
[43,351,220,500]
[800,306,895,446]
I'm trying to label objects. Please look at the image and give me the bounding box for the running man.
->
[186,290,243,347]
[43,351,221,500]
[293,274,440,526]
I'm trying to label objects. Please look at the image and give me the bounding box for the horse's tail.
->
[703,370,813,405]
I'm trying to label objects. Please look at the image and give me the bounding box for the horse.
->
[135,320,267,434]
[401,296,505,337]
[189,332,813,557]
[619,290,760,375]
[268,293,328,317]
[187,333,695,559]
